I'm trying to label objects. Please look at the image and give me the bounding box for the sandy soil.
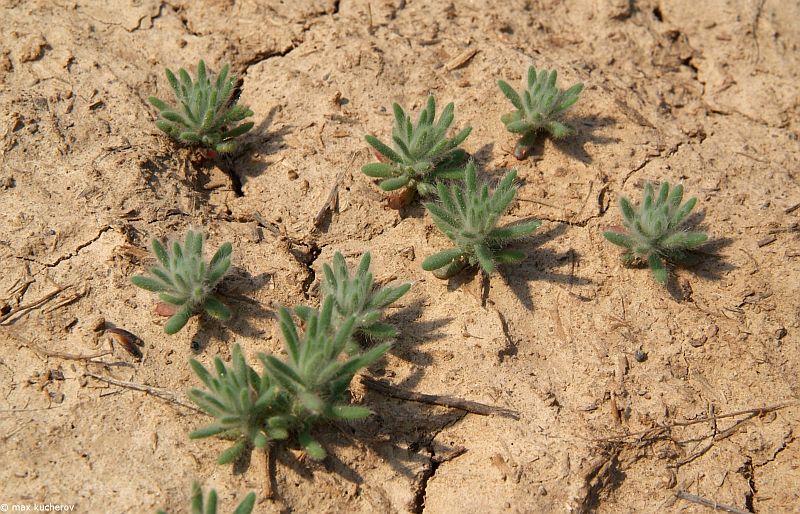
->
[1,0,799,512]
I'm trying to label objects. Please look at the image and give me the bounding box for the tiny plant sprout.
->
[604,182,708,284]
[188,344,285,465]
[131,230,233,334]
[498,65,583,159]
[422,161,541,278]
[148,60,254,155]
[259,298,389,460]
[362,95,472,201]
[296,252,411,352]
[156,481,255,514]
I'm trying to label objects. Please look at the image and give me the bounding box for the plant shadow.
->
[383,299,452,370]
[495,222,594,310]
[520,115,619,164]
[225,105,292,187]
[188,266,275,353]
[665,236,736,300]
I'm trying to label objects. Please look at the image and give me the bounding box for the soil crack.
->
[16,225,112,270]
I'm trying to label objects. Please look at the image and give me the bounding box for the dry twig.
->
[675,491,750,514]
[85,372,204,414]
[361,376,519,419]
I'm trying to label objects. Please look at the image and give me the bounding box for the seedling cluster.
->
[362,95,472,198]
[132,57,712,505]
[604,182,707,283]
[498,65,584,159]
[149,60,254,155]
[422,162,541,278]
[131,230,232,334]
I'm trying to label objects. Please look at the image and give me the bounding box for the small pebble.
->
[634,350,647,362]
[775,327,787,340]
[89,316,106,333]
[689,336,707,348]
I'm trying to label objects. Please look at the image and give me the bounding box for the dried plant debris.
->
[362,95,472,199]
[423,161,541,278]
[498,65,583,159]
[604,182,708,284]
[156,482,255,514]
[148,60,254,155]
[131,230,232,334]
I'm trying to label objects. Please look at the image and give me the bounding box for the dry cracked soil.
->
[1,0,799,513]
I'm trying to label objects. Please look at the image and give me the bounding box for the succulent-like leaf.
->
[498,65,583,159]
[604,182,708,285]
[131,230,233,334]
[362,95,472,198]
[423,161,540,277]
[150,60,253,154]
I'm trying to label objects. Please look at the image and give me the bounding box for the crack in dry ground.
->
[412,411,468,514]
[14,225,112,271]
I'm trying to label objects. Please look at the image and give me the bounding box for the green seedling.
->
[259,298,389,460]
[188,344,286,465]
[362,95,472,200]
[604,182,708,284]
[157,482,255,514]
[148,60,254,155]
[498,65,583,159]
[297,252,410,351]
[422,161,541,278]
[131,230,232,334]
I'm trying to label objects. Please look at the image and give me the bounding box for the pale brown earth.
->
[1,0,799,513]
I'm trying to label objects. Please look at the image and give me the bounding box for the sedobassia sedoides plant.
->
[604,182,708,284]
[297,252,410,351]
[157,482,255,514]
[131,230,232,334]
[362,95,472,199]
[260,298,390,460]
[498,65,583,159]
[148,60,254,155]
[188,301,387,463]
[422,161,541,278]
[188,344,287,465]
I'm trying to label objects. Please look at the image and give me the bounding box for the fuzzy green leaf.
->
[362,162,395,178]
[203,297,231,321]
[648,254,668,284]
[379,176,410,191]
[422,248,464,271]
[131,275,168,292]
[217,440,247,465]
[603,231,634,249]
[331,405,372,420]
[164,306,192,334]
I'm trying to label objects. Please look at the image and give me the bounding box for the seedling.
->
[604,182,708,284]
[148,60,254,155]
[131,230,232,334]
[297,252,410,351]
[157,482,255,514]
[498,65,583,159]
[188,344,285,465]
[362,95,472,198]
[422,161,541,278]
[260,298,389,460]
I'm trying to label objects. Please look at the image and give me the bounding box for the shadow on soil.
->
[497,222,594,310]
